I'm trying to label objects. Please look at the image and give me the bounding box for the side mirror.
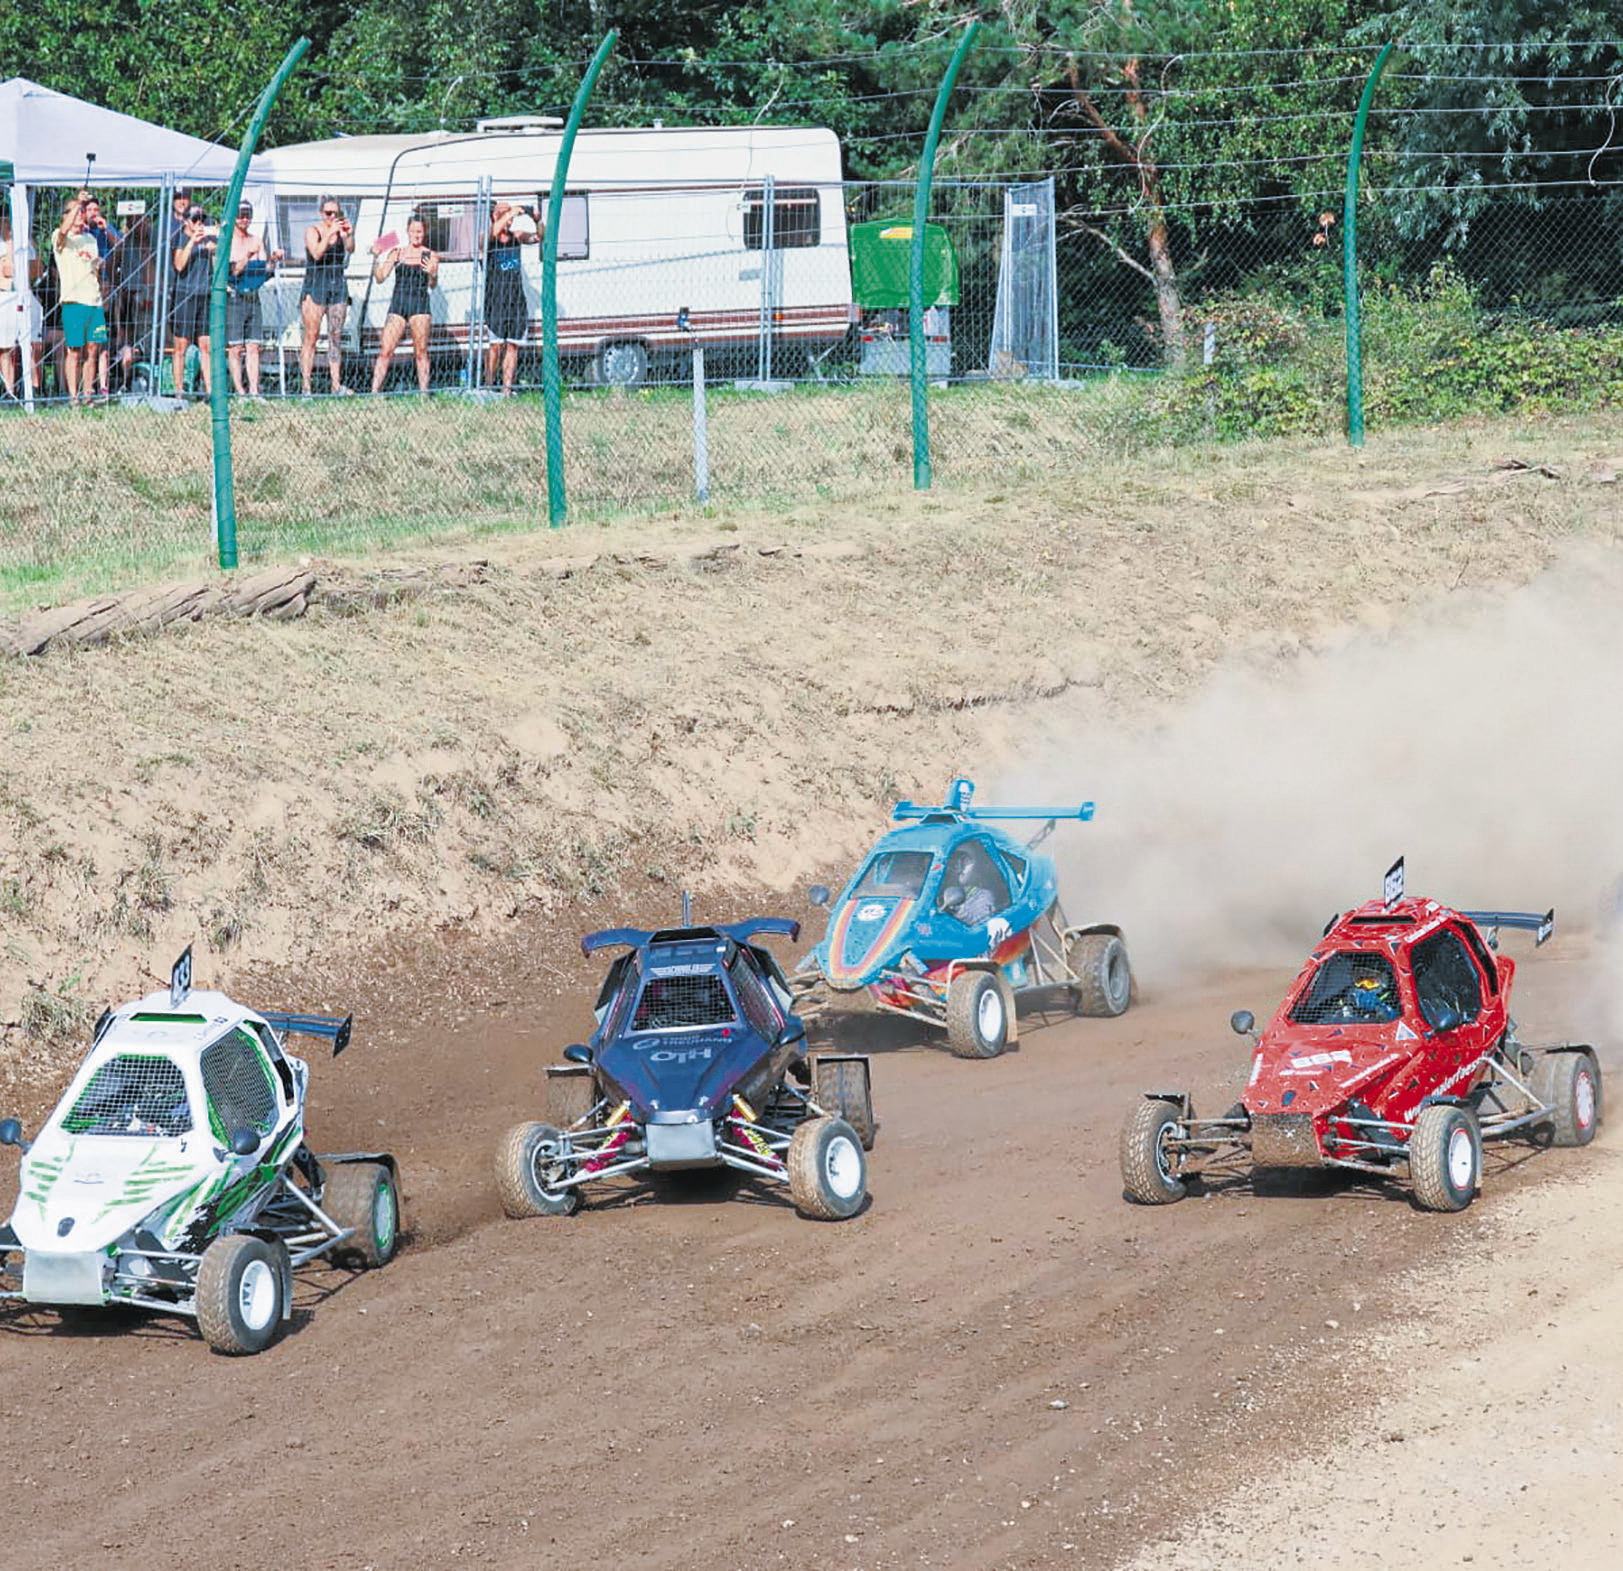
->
[1230,1010,1256,1037]
[230,1128,260,1157]
[562,1043,592,1066]
[0,1118,23,1147]
[807,885,831,909]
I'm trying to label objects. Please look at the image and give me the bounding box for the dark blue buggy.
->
[495,915,873,1221]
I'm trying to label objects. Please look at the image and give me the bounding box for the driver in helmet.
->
[941,846,998,928]
[1343,965,1400,1022]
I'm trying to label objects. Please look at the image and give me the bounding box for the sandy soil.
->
[0,413,1620,1567]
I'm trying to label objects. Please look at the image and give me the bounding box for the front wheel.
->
[494,1122,582,1218]
[1119,1098,1189,1204]
[946,971,1008,1059]
[195,1234,288,1355]
[787,1116,867,1220]
[1410,1103,1481,1212]
[1069,932,1133,1017]
[1533,1050,1601,1147]
[323,1162,400,1268]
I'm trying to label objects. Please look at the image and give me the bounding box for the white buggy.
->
[0,949,401,1354]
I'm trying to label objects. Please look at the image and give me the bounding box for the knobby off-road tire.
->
[548,1072,597,1130]
[1533,1050,1602,1147]
[1119,1098,1189,1204]
[787,1116,867,1220]
[494,1122,582,1218]
[1410,1104,1482,1212]
[1070,933,1133,1018]
[323,1162,400,1269]
[195,1234,288,1355]
[813,1060,876,1150]
[946,971,1008,1059]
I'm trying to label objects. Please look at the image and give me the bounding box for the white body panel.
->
[246,124,853,375]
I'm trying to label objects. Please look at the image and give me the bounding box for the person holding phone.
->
[370,214,438,397]
[54,194,107,405]
[171,203,218,398]
[300,195,354,396]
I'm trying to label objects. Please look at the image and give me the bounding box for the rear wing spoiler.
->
[1463,909,1555,947]
[261,1012,355,1057]
[583,917,800,957]
[893,777,1094,824]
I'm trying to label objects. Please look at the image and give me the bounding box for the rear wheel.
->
[946,971,1008,1059]
[1069,932,1133,1017]
[548,1072,597,1129]
[787,1116,866,1220]
[323,1162,400,1268]
[494,1121,581,1218]
[812,1059,876,1150]
[1410,1104,1481,1212]
[195,1234,287,1355]
[1119,1098,1189,1204]
[1533,1050,1601,1147]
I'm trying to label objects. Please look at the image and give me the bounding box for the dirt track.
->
[0,902,1610,1571]
[3,416,1621,1566]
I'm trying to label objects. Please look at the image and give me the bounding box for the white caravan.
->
[245,119,854,385]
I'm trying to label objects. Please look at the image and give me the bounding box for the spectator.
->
[0,210,44,403]
[171,202,219,398]
[106,213,155,396]
[81,194,122,400]
[53,194,107,406]
[300,195,354,396]
[370,215,438,396]
[226,202,282,399]
[483,201,539,395]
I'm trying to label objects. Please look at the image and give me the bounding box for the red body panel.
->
[1243,897,1514,1164]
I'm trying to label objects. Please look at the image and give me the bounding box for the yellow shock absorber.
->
[731,1094,773,1159]
[606,1101,631,1128]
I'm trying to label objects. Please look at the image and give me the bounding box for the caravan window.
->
[538,193,590,261]
[416,201,477,261]
[278,195,363,260]
[743,186,820,250]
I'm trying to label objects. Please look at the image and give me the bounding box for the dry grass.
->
[1,408,1620,1089]
[1,376,1235,615]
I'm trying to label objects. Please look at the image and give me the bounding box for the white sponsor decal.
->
[1290,1050,1353,1070]
[856,903,886,922]
[650,1047,713,1064]
[986,916,1012,946]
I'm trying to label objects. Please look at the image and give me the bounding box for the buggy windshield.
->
[1289,952,1402,1026]
[631,973,737,1031]
[61,1054,193,1137]
[854,850,933,899]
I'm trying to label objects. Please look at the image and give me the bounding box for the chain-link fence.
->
[4,150,1622,614]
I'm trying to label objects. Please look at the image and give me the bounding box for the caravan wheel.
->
[594,341,648,387]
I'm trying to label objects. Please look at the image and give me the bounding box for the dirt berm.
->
[0,413,1619,1569]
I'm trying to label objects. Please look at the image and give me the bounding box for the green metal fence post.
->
[543,31,617,529]
[1344,38,1397,449]
[910,20,978,490]
[209,37,310,570]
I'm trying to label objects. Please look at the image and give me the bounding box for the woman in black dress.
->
[370,216,438,395]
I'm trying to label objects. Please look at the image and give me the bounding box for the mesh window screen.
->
[1290,953,1401,1026]
[727,953,782,1040]
[632,973,736,1031]
[64,1055,191,1136]
[200,1030,278,1139]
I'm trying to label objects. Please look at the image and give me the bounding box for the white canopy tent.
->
[1,77,270,407]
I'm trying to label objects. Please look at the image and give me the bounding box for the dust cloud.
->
[1009,550,1623,1022]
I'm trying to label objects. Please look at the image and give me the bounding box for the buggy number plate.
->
[23,1250,107,1305]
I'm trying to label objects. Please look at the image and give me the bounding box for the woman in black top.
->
[300,196,354,396]
[370,216,438,396]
